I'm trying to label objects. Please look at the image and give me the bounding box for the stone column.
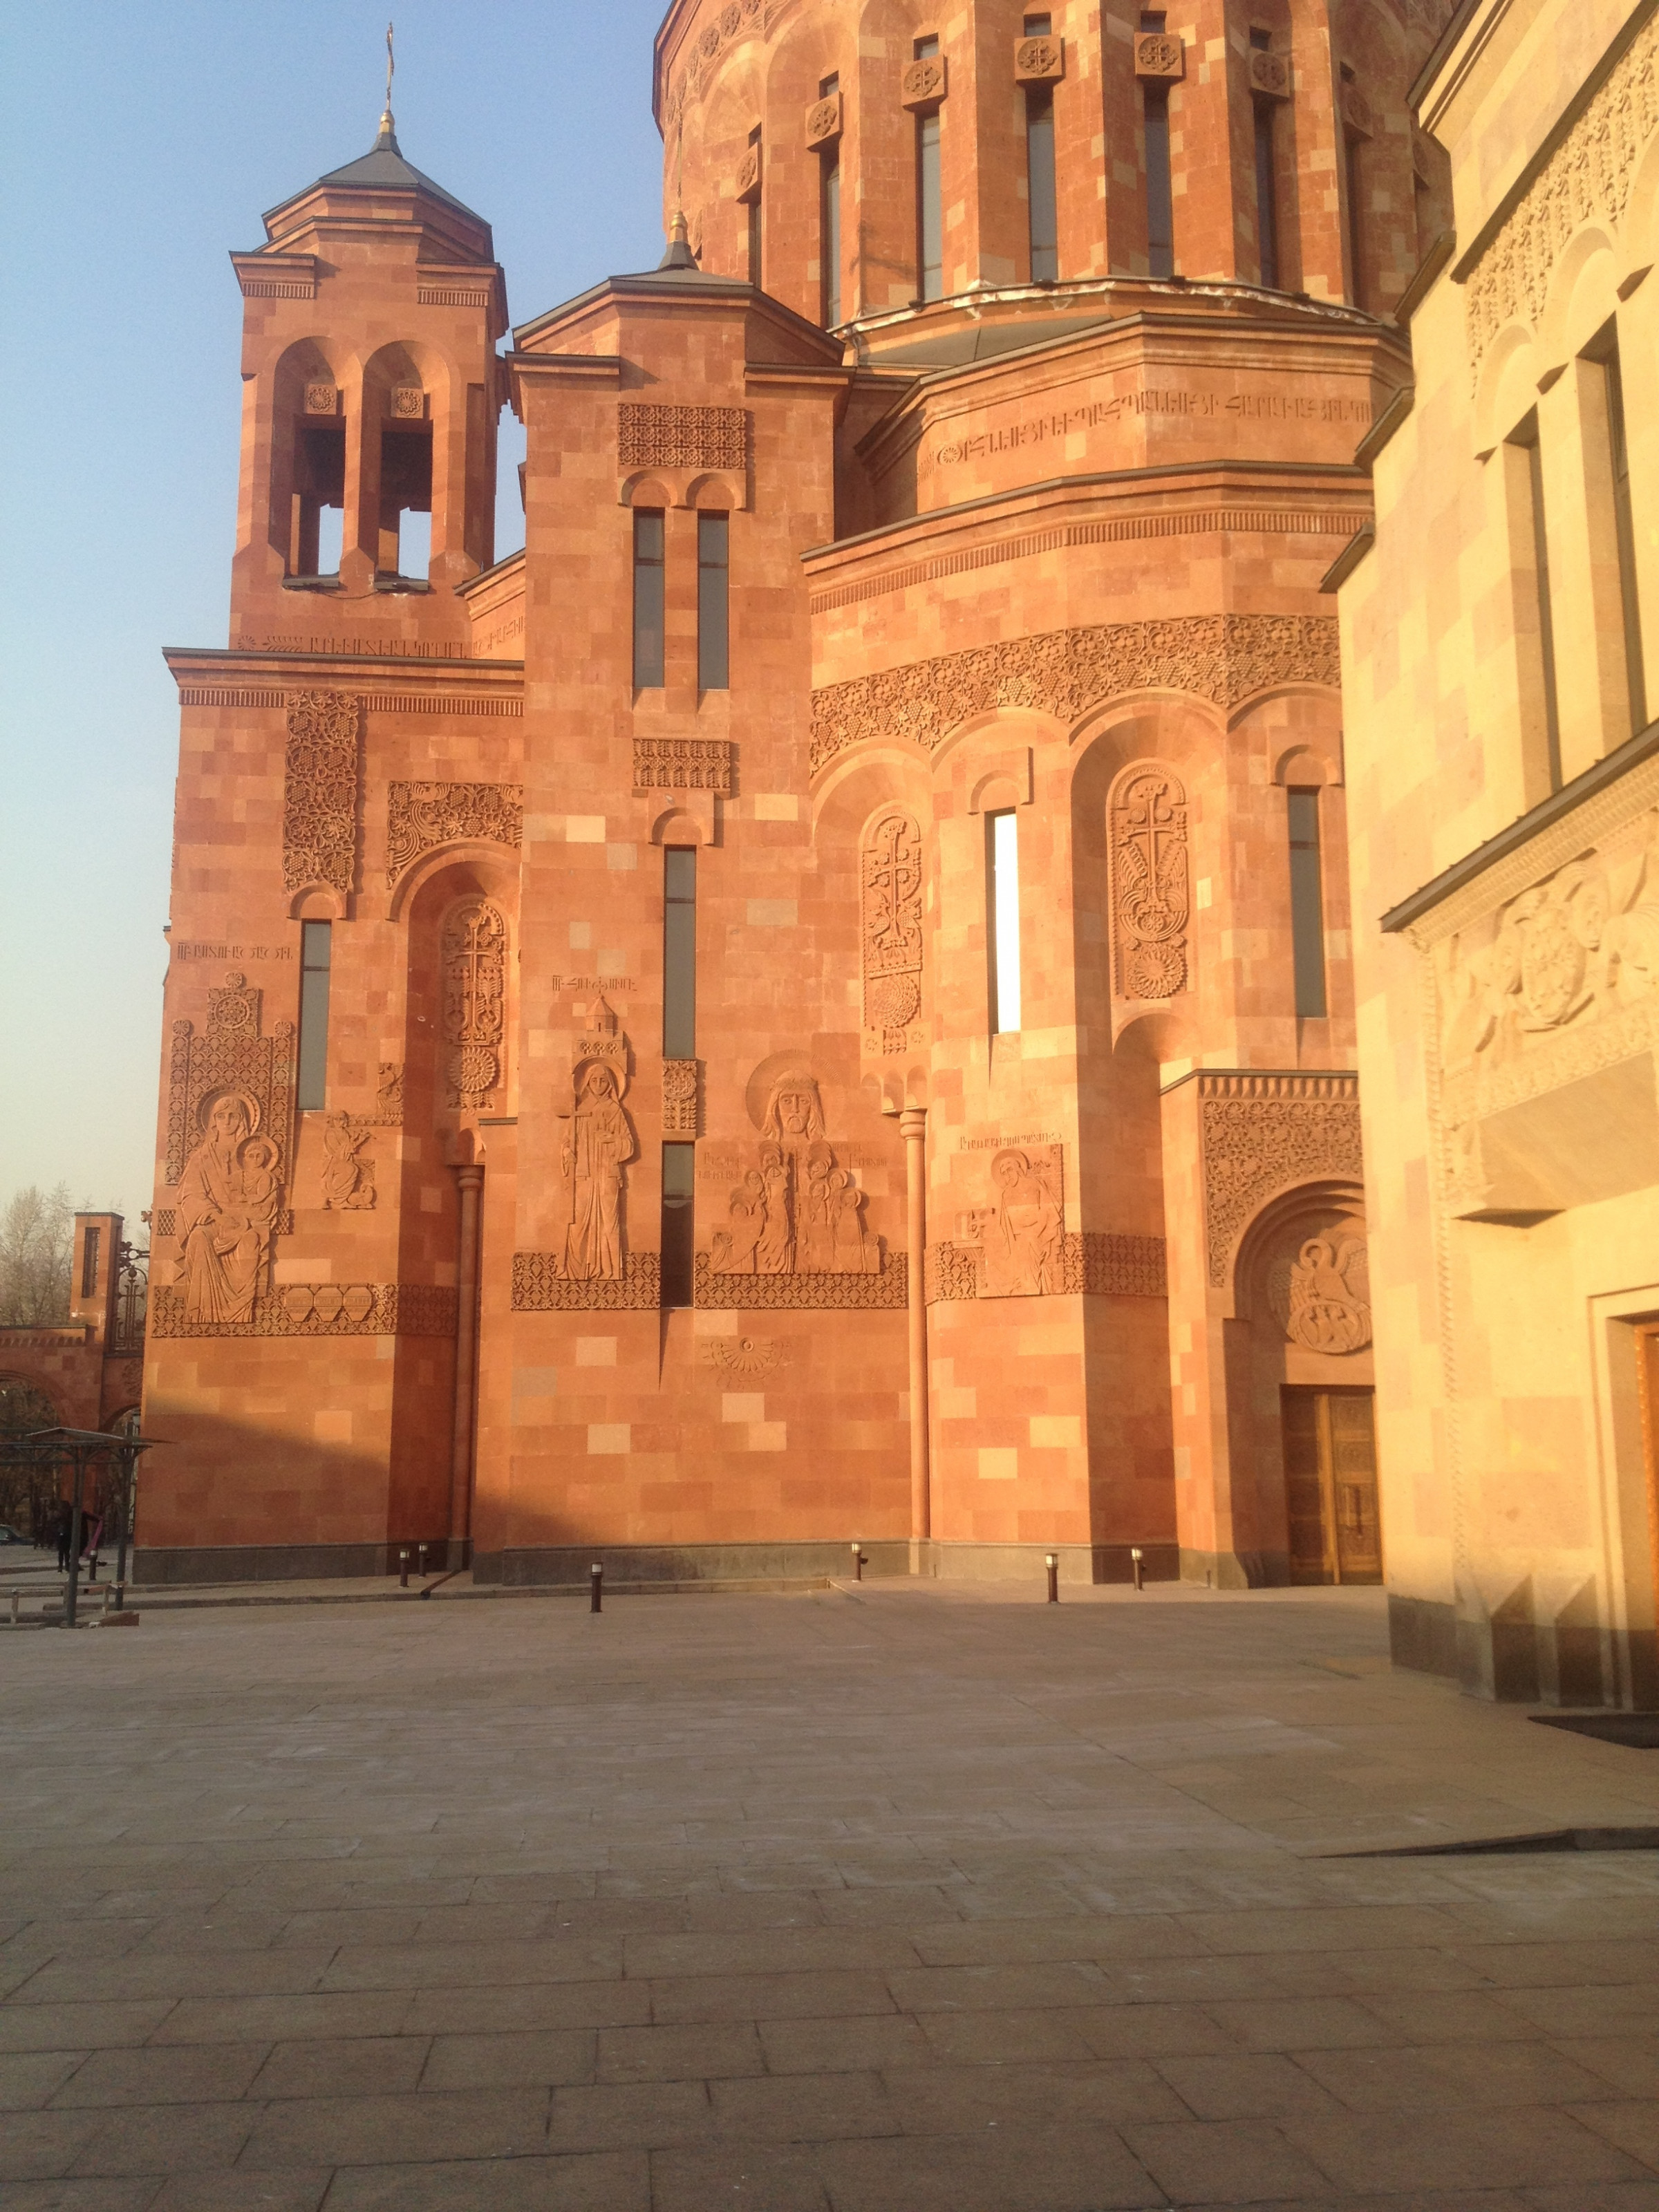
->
[449,1163,484,1559]
[901,1106,930,1563]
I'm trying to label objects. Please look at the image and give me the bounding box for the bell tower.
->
[227,96,507,646]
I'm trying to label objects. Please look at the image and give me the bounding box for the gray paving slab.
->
[0,1580,1657,2206]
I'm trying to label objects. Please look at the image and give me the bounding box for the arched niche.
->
[400,857,518,1140]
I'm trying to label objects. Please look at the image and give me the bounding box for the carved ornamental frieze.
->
[386,782,523,889]
[662,0,765,129]
[1110,765,1190,1001]
[283,691,359,894]
[1198,1074,1363,1287]
[1465,10,1658,391]
[809,614,1340,774]
[1431,805,1659,1210]
[632,737,733,794]
[926,1231,1166,1303]
[617,404,748,472]
[442,901,507,1110]
[149,1281,456,1339]
[861,810,924,1053]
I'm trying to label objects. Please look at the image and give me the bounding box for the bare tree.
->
[0,1184,77,1327]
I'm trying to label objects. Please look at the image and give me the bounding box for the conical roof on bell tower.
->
[256,97,494,268]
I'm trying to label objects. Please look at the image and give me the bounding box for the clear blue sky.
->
[0,1,668,1223]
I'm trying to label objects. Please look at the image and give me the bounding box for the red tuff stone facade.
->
[138,0,1453,1588]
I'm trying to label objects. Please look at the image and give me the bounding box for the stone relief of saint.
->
[978,1147,1064,1297]
[559,1063,635,1282]
[174,1091,283,1324]
[709,1073,878,1277]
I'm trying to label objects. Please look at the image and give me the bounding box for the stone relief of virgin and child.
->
[174,1091,283,1323]
[557,1062,636,1282]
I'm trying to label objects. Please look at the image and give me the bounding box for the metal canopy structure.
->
[3,1427,166,1625]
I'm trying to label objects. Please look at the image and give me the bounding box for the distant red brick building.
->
[138,0,1451,1588]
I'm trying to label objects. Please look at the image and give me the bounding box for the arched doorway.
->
[1226,1185,1381,1584]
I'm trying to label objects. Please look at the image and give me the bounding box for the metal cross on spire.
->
[379,20,397,140]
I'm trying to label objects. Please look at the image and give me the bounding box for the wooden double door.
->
[1282,1387,1383,1584]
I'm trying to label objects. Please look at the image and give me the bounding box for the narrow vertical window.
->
[988,811,1022,1033]
[632,509,665,689]
[1141,16,1174,279]
[661,1143,695,1309]
[818,77,841,325]
[915,38,944,303]
[1024,18,1058,283]
[1340,68,1365,308]
[1287,791,1327,1020]
[297,921,332,1110]
[1509,411,1562,791]
[81,1227,100,1300]
[1597,328,1647,735]
[746,124,763,288]
[697,513,729,691]
[1250,31,1279,291]
[663,847,696,1061]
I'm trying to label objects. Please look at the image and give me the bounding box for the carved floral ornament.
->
[1197,1074,1364,1288]
[809,614,1340,776]
[386,782,523,890]
[282,691,359,895]
[1465,9,1659,391]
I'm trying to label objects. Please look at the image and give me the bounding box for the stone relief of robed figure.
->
[556,1062,636,1282]
[174,1090,283,1323]
[709,1072,876,1276]
[964,1145,1065,1297]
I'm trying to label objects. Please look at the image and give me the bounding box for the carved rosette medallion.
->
[1110,765,1190,1001]
[386,782,523,890]
[283,691,359,894]
[861,810,924,1053]
[442,901,507,1110]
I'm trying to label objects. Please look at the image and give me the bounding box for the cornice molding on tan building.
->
[162,648,525,717]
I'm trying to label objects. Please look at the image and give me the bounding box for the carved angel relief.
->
[709,1075,877,1277]
[1111,766,1190,1000]
[862,810,924,1053]
[553,1001,636,1284]
[958,1146,1065,1297]
[1284,1234,1371,1354]
[442,901,507,1110]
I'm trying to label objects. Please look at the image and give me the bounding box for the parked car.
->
[0,1524,29,1545]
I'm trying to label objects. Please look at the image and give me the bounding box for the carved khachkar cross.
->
[861,809,924,1051]
[1111,767,1190,1001]
[442,901,507,1109]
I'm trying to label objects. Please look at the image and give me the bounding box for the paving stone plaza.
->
[4,1582,1659,2209]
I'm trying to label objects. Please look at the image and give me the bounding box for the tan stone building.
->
[136,0,1454,1591]
[1338,0,1659,1700]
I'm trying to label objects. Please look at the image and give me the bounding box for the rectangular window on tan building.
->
[1505,410,1563,794]
[1141,13,1175,279]
[1287,790,1327,1019]
[747,125,763,288]
[988,810,1022,1033]
[1250,30,1280,291]
[1586,321,1648,738]
[818,79,841,324]
[633,510,665,689]
[297,921,332,1111]
[1024,17,1058,283]
[663,846,696,1061]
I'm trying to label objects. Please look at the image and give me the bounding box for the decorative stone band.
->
[283,691,360,894]
[926,1232,1167,1303]
[633,737,734,794]
[809,613,1340,773]
[662,0,765,126]
[617,404,749,473]
[693,1253,907,1310]
[147,1283,457,1338]
[386,781,524,888]
[1462,8,1658,393]
[1195,1072,1362,1288]
[512,1252,662,1311]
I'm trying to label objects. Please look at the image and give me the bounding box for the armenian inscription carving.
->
[862,810,924,1053]
[1111,765,1190,1000]
[283,691,359,894]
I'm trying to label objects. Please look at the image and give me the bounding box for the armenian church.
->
[136,0,1455,1597]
